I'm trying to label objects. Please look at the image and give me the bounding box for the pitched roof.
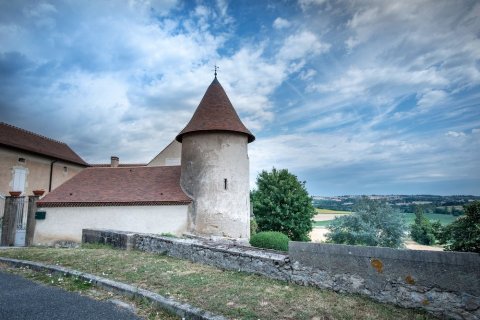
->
[176,78,255,143]
[90,163,147,168]
[0,122,88,166]
[38,166,191,207]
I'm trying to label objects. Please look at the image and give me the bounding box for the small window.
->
[224,178,228,190]
[18,157,26,163]
[63,166,68,173]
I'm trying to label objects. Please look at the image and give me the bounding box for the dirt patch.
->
[310,227,330,242]
[314,213,349,221]
[310,227,445,251]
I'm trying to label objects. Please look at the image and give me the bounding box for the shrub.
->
[249,231,290,251]
[327,198,406,248]
[410,207,436,245]
[251,168,315,241]
[442,201,480,253]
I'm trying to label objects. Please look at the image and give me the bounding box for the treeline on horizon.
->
[313,195,480,215]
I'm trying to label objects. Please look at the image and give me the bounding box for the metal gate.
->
[14,196,27,246]
[0,195,4,242]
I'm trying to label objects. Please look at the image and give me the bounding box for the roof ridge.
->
[0,122,68,146]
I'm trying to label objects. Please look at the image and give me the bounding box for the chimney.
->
[111,156,119,168]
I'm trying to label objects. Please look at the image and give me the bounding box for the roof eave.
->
[37,200,192,207]
[175,129,255,143]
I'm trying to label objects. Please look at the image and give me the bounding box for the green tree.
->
[441,201,480,253]
[326,198,406,248]
[251,168,315,241]
[410,206,436,245]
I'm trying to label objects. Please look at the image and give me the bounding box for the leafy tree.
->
[326,198,406,248]
[441,201,480,253]
[410,206,436,245]
[251,168,315,241]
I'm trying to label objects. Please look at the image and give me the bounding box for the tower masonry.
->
[176,77,255,239]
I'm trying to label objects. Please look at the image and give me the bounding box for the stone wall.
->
[82,229,480,320]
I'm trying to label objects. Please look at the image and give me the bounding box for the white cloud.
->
[416,90,448,109]
[298,0,327,11]
[273,17,291,29]
[445,131,466,138]
[277,30,330,61]
[299,68,317,80]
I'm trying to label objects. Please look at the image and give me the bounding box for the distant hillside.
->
[313,195,480,214]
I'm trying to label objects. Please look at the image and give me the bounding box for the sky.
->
[0,0,479,196]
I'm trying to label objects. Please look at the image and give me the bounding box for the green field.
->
[315,208,352,214]
[403,212,459,225]
[313,211,459,228]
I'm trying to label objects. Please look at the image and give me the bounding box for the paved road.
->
[0,271,141,320]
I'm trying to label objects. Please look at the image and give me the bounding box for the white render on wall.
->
[33,205,188,245]
[180,132,250,239]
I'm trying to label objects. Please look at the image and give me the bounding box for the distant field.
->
[313,220,335,227]
[403,212,459,225]
[312,211,459,228]
[315,208,352,214]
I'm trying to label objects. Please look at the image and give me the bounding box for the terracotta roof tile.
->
[38,166,191,207]
[176,78,255,143]
[89,163,147,167]
[0,122,88,166]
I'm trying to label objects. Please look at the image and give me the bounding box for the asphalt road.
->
[0,271,141,320]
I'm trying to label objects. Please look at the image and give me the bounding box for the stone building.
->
[35,77,255,244]
[0,122,88,219]
[176,77,255,239]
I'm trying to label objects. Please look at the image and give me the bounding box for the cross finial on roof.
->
[214,64,219,78]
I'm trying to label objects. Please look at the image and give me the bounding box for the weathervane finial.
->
[214,64,219,78]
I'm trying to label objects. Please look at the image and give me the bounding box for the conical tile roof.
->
[176,78,255,143]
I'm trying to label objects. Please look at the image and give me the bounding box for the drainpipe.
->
[49,160,57,192]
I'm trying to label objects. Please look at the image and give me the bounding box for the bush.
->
[249,231,290,251]
[251,168,315,241]
[327,198,406,248]
[410,207,436,245]
[441,201,480,253]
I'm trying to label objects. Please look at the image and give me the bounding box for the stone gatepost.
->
[1,196,22,246]
[26,195,40,246]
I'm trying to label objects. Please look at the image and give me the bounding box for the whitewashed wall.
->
[33,205,188,245]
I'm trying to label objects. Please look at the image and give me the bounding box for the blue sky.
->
[1,0,479,196]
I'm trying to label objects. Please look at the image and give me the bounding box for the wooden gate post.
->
[1,197,18,246]
[26,195,39,246]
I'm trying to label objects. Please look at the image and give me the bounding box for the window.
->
[224,178,228,190]
[13,168,26,193]
[63,166,68,173]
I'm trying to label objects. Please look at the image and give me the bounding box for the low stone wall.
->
[82,229,480,319]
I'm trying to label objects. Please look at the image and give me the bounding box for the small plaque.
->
[35,211,46,220]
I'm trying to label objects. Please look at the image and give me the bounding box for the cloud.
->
[0,1,479,195]
[277,30,330,62]
[445,131,466,138]
[273,17,291,29]
[417,90,448,109]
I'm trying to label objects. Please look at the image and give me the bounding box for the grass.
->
[313,211,458,229]
[316,208,352,214]
[0,247,435,320]
[313,220,335,227]
[403,212,458,225]
[0,262,178,320]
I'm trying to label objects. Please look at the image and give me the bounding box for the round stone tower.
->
[176,77,255,239]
